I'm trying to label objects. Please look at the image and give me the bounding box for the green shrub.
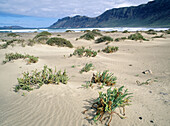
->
[105,31,117,33]
[152,34,164,38]
[37,36,49,43]
[28,39,35,46]
[65,30,74,32]
[70,47,97,57]
[102,46,119,53]
[15,65,69,92]
[165,29,170,34]
[122,30,129,33]
[33,31,51,40]
[91,70,117,88]
[0,39,24,49]
[128,33,148,41]
[46,37,73,48]
[84,30,91,33]
[83,86,132,125]
[95,36,113,43]
[80,31,102,40]
[145,29,157,35]
[92,29,101,32]
[82,81,93,88]
[7,33,20,37]
[80,63,94,74]
[80,32,95,40]
[115,37,126,42]
[3,53,38,64]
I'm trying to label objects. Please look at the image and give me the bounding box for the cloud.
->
[0,0,150,18]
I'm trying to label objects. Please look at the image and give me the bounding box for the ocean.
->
[0,27,169,33]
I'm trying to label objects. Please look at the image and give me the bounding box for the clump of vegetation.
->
[65,30,74,32]
[136,79,152,86]
[80,31,102,40]
[0,39,25,49]
[80,63,94,74]
[128,33,148,41]
[15,65,69,92]
[3,53,38,64]
[34,31,51,39]
[27,39,35,46]
[7,33,20,37]
[82,81,93,88]
[152,34,164,38]
[83,86,132,125]
[115,37,126,42]
[46,37,73,48]
[102,46,119,53]
[80,32,95,40]
[122,30,129,33]
[165,29,170,34]
[105,30,118,33]
[33,31,51,43]
[84,30,91,33]
[145,29,157,35]
[91,70,117,88]
[92,29,101,32]
[70,47,97,57]
[95,36,113,43]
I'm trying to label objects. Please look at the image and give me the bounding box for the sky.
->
[0,0,152,27]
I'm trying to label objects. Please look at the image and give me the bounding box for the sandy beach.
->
[0,31,170,126]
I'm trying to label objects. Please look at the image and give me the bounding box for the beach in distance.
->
[0,30,170,126]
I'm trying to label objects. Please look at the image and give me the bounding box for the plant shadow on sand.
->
[82,98,97,124]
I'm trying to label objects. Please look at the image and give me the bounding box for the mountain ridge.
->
[50,0,170,28]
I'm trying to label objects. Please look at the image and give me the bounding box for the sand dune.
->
[0,32,170,126]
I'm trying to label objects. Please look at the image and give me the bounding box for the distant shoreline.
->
[0,27,169,33]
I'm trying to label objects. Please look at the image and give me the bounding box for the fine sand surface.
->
[0,32,170,126]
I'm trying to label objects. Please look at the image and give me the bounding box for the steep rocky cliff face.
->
[50,0,170,28]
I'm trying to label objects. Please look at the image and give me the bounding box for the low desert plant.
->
[102,46,119,53]
[83,86,132,126]
[15,65,69,92]
[128,33,148,41]
[106,30,118,33]
[95,36,113,43]
[92,29,101,32]
[80,32,95,40]
[80,63,94,74]
[65,30,74,32]
[82,81,93,88]
[122,30,129,33]
[136,79,152,86]
[91,70,117,88]
[3,53,38,64]
[165,29,170,34]
[34,31,51,39]
[46,37,73,48]
[28,39,35,46]
[84,30,91,33]
[70,47,97,57]
[115,37,127,42]
[0,39,21,49]
[7,33,20,37]
[80,31,102,40]
[152,34,164,38]
[145,29,157,35]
